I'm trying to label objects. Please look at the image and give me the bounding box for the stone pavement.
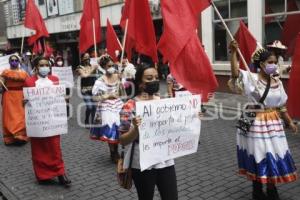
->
[0,85,300,200]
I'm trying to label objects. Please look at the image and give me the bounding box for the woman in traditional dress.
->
[24,56,71,187]
[90,55,125,163]
[0,55,29,145]
[229,41,298,200]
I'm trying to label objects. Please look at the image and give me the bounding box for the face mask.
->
[57,61,63,66]
[263,63,278,75]
[83,59,90,65]
[106,67,116,75]
[10,60,19,68]
[144,81,160,95]
[39,67,50,77]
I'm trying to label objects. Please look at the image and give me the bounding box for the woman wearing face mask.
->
[24,57,71,187]
[0,55,29,145]
[229,41,298,200]
[90,55,126,163]
[77,53,98,127]
[119,63,178,200]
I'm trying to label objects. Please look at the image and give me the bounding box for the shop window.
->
[264,0,300,59]
[213,0,247,61]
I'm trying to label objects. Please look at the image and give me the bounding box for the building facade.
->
[4,0,300,89]
[0,0,9,52]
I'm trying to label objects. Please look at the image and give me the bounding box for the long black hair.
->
[133,62,156,97]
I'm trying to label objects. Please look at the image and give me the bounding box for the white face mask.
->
[39,67,50,77]
[57,61,63,66]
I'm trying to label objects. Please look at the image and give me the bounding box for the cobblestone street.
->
[1,88,300,200]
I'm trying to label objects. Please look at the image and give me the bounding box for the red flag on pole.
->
[120,0,131,29]
[79,0,101,53]
[287,33,300,119]
[106,19,122,61]
[158,0,218,102]
[24,0,49,45]
[281,0,300,56]
[120,0,158,62]
[32,40,43,54]
[234,21,257,71]
[44,43,54,58]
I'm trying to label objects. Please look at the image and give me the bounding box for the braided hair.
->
[251,48,273,69]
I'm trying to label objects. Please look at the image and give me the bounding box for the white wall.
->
[6,3,123,39]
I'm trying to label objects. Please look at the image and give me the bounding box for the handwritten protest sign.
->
[23,85,68,137]
[136,95,201,171]
[0,54,13,73]
[52,67,74,87]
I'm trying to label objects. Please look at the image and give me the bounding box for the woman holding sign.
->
[229,41,298,200]
[119,63,178,200]
[24,57,71,187]
[91,55,125,163]
[0,55,29,145]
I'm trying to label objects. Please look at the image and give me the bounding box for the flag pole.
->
[210,1,260,92]
[210,1,250,73]
[0,79,8,91]
[43,37,46,56]
[92,19,98,59]
[120,19,129,64]
[20,29,25,55]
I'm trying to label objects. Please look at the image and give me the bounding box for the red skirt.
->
[31,136,65,180]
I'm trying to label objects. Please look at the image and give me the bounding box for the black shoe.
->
[253,191,268,200]
[58,175,71,188]
[252,181,267,200]
[267,187,280,200]
[38,179,56,185]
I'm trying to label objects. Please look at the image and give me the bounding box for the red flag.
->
[106,19,122,61]
[44,43,54,58]
[158,0,217,102]
[120,0,131,29]
[287,33,300,119]
[79,0,101,53]
[120,0,158,62]
[32,40,43,54]
[282,0,300,55]
[24,0,49,45]
[234,21,257,70]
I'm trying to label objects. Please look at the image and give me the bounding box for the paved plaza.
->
[1,86,299,200]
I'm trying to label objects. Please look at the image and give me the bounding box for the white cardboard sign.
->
[51,67,74,88]
[23,85,68,137]
[136,95,201,171]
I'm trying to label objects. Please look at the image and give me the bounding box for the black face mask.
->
[82,59,90,65]
[144,81,160,95]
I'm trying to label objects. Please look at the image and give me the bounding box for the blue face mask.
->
[10,60,19,68]
[39,67,50,77]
